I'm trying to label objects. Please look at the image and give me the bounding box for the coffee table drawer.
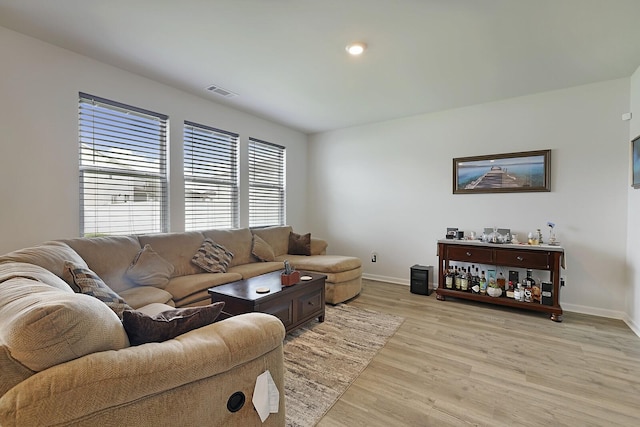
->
[298,289,323,319]
[259,299,293,328]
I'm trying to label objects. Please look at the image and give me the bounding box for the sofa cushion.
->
[119,286,175,309]
[0,241,87,278]
[227,262,283,280]
[192,239,234,273]
[0,261,74,292]
[275,254,362,273]
[126,244,175,289]
[310,237,328,255]
[0,276,129,373]
[288,232,311,256]
[165,272,242,302]
[61,235,142,294]
[202,228,254,267]
[251,226,293,257]
[122,302,225,346]
[251,234,275,262]
[63,261,133,320]
[138,231,206,277]
[135,302,176,317]
[0,337,35,398]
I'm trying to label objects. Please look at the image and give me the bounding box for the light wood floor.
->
[318,279,640,427]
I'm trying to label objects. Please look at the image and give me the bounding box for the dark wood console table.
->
[436,240,564,321]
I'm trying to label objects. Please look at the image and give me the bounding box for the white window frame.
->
[78,93,168,236]
[248,138,286,227]
[183,121,239,230]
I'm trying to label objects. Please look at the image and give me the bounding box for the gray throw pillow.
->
[63,261,132,320]
[191,238,234,273]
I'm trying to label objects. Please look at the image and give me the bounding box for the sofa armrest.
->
[310,237,328,255]
[0,313,286,426]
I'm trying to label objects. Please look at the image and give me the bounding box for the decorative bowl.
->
[487,287,502,297]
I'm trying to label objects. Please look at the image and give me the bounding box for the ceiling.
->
[2,0,640,134]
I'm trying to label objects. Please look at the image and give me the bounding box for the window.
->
[248,138,285,227]
[183,121,239,230]
[78,93,168,236]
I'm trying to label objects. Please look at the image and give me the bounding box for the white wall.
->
[0,26,308,254]
[627,65,640,334]
[309,79,631,318]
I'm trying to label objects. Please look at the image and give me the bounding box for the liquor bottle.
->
[474,267,480,289]
[525,269,536,288]
[514,283,523,301]
[506,281,515,298]
[466,268,473,292]
[445,267,454,289]
[455,267,462,290]
[479,270,487,294]
[524,283,532,302]
[461,267,469,291]
[496,272,506,293]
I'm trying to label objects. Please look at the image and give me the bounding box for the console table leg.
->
[436,293,446,301]
[318,314,325,323]
[550,313,563,322]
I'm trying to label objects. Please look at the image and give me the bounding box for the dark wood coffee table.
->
[208,270,326,333]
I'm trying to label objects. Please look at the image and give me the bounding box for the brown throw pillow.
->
[122,302,225,346]
[192,238,234,273]
[63,261,133,320]
[252,234,275,262]
[126,244,175,288]
[288,232,311,256]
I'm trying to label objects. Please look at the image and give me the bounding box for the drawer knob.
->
[466,251,472,257]
[517,256,524,261]
[308,301,314,306]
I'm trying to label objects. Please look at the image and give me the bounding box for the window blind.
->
[78,93,168,236]
[184,121,239,230]
[248,138,286,227]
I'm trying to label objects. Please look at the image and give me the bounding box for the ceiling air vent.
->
[206,84,238,98]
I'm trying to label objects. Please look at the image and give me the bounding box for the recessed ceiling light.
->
[345,42,367,56]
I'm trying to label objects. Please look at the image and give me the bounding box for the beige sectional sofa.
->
[57,225,362,309]
[0,225,361,426]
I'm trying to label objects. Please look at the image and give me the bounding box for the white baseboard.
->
[561,303,626,320]
[622,313,640,338]
[362,274,640,338]
[362,273,409,286]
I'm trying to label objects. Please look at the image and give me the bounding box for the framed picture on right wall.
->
[633,135,640,189]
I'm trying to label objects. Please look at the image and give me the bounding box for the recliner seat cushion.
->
[119,286,175,309]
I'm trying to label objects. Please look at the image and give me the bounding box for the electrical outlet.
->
[371,252,377,263]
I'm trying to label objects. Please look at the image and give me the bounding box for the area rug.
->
[283,304,404,427]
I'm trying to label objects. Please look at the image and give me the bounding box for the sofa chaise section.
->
[251,226,362,304]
